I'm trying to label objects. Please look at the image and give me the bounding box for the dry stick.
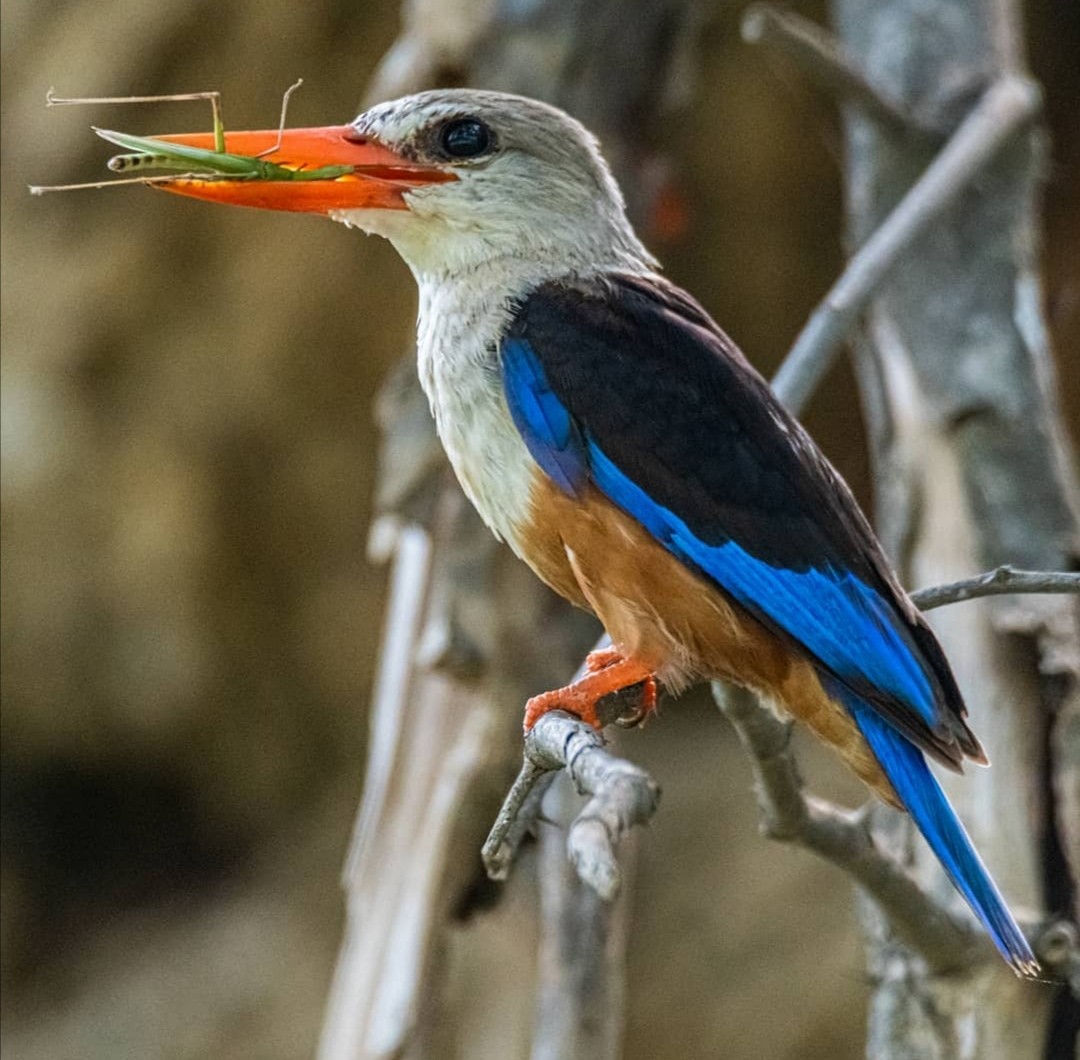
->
[711,566,1080,975]
[317,525,435,1060]
[770,73,1041,417]
[521,713,657,901]
[713,683,985,973]
[910,566,1080,611]
[483,684,655,896]
[740,4,920,138]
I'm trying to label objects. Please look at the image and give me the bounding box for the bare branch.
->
[483,759,557,882]
[911,565,1080,611]
[702,565,1076,970]
[741,4,918,138]
[712,683,985,973]
[771,74,1041,416]
[480,633,609,873]
[483,698,660,901]
[706,567,1078,968]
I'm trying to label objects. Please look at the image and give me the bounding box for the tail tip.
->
[1009,954,1042,980]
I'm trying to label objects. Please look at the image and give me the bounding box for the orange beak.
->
[151,125,454,213]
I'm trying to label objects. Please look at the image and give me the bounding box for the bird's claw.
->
[613,675,658,728]
[523,650,659,732]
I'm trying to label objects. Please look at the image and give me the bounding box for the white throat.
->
[334,196,655,289]
[409,262,536,550]
[332,194,657,552]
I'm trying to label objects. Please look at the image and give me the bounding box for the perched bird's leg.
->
[585,648,660,728]
[584,646,623,672]
[524,651,658,732]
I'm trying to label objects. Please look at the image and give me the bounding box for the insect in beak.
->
[29,82,456,212]
[107,125,456,214]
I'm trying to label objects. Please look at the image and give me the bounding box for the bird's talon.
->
[523,687,603,732]
[523,653,658,733]
[613,676,658,728]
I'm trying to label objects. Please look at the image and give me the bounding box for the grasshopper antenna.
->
[256,79,304,158]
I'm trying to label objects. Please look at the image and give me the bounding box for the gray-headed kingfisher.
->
[145,89,1039,977]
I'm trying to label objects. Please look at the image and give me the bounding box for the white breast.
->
[414,276,537,552]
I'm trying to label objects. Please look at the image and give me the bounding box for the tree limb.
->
[741,3,920,138]
[711,682,985,973]
[492,711,659,901]
[910,565,1080,612]
[770,74,1041,417]
[483,689,658,900]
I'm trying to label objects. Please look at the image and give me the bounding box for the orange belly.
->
[518,476,897,805]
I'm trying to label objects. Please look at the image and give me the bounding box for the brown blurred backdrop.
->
[2,2,1077,1058]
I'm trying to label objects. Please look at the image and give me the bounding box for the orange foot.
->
[523,650,659,732]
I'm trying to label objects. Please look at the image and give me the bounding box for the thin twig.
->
[712,683,984,973]
[772,74,1041,416]
[741,4,918,138]
[706,564,1077,971]
[482,676,648,886]
[483,759,554,881]
[481,634,610,872]
[911,565,1080,611]
[703,564,1078,971]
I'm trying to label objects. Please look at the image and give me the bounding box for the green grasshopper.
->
[30,80,347,194]
[94,127,353,183]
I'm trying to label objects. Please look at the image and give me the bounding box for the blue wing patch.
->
[588,443,936,724]
[502,337,586,494]
[499,334,934,725]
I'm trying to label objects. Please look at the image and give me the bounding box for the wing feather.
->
[501,273,983,768]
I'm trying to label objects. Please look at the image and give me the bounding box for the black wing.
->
[501,272,982,768]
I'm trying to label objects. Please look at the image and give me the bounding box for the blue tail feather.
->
[830,683,1039,977]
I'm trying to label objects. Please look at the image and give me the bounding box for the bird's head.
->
[155,89,655,279]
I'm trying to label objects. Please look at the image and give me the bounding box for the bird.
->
[144,88,1039,977]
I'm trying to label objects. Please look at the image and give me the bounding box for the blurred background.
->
[2,1,1077,1058]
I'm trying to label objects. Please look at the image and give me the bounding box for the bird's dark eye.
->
[438,117,493,159]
